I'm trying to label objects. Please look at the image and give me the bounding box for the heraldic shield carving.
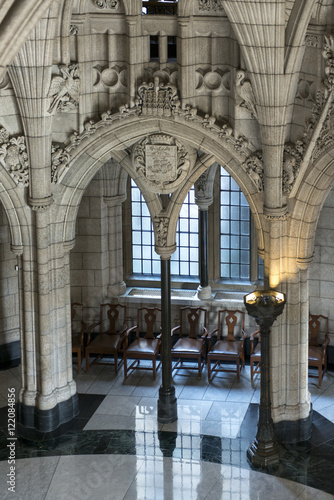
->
[132,134,194,194]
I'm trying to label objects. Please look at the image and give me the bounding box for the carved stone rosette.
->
[132,134,191,194]
[51,144,71,184]
[0,125,29,186]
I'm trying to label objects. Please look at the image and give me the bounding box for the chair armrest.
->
[207,328,218,339]
[201,326,209,339]
[86,321,101,343]
[125,325,138,337]
[171,325,181,335]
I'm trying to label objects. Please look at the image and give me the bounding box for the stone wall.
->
[309,187,334,342]
[0,204,20,366]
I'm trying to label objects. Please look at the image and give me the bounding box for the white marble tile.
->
[45,455,141,500]
[0,456,60,500]
[94,394,141,415]
[205,401,249,424]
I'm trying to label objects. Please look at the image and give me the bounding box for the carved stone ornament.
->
[93,0,118,8]
[235,70,258,119]
[154,217,169,247]
[51,144,71,184]
[282,145,301,195]
[0,125,29,186]
[47,63,80,114]
[136,77,180,118]
[242,153,264,192]
[196,171,209,199]
[132,134,191,194]
[199,0,224,12]
[70,25,79,36]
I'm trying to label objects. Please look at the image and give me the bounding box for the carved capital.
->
[154,217,169,247]
[296,255,314,270]
[28,195,54,211]
[103,194,127,207]
[263,205,290,221]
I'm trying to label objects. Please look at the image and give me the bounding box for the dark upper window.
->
[142,1,178,15]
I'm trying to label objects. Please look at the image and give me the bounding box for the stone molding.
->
[296,254,314,270]
[51,144,71,184]
[103,194,127,207]
[0,124,29,187]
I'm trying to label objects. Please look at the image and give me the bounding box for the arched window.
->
[128,169,263,285]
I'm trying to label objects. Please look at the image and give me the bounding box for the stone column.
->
[196,198,212,300]
[156,244,177,424]
[17,208,78,438]
[104,195,127,297]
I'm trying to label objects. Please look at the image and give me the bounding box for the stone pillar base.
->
[158,386,177,424]
[108,281,126,297]
[274,407,313,443]
[17,393,79,440]
[197,285,212,300]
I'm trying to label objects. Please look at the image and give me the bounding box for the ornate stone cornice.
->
[0,125,29,186]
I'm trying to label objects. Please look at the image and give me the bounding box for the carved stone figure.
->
[243,154,264,192]
[0,125,29,186]
[51,144,71,184]
[132,134,192,194]
[47,64,80,114]
[235,70,258,119]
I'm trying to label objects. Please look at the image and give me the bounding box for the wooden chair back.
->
[178,307,207,339]
[309,314,328,346]
[100,303,127,336]
[136,307,161,339]
[217,309,245,341]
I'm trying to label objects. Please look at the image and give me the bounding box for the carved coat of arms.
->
[132,134,192,194]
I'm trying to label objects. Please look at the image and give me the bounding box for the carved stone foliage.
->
[0,125,29,186]
[51,144,71,184]
[93,65,127,89]
[136,77,180,118]
[132,134,191,194]
[283,144,301,195]
[322,34,334,91]
[235,70,258,119]
[242,153,264,192]
[196,68,230,91]
[92,0,118,8]
[199,0,224,12]
[154,217,168,247]
[305,34,319,48]
[47,63,80,114]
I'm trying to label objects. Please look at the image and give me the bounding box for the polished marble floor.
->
[1,360,334,499]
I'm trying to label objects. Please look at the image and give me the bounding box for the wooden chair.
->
[71,302,86,373]
[249,329,261,382]
[207,309,247,382]
[85,303,127,374]
[123,307,162,379]
[308,314,330,387]
[171,307,208,379]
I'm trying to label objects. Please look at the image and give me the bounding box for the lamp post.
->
[244,289,286,468]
